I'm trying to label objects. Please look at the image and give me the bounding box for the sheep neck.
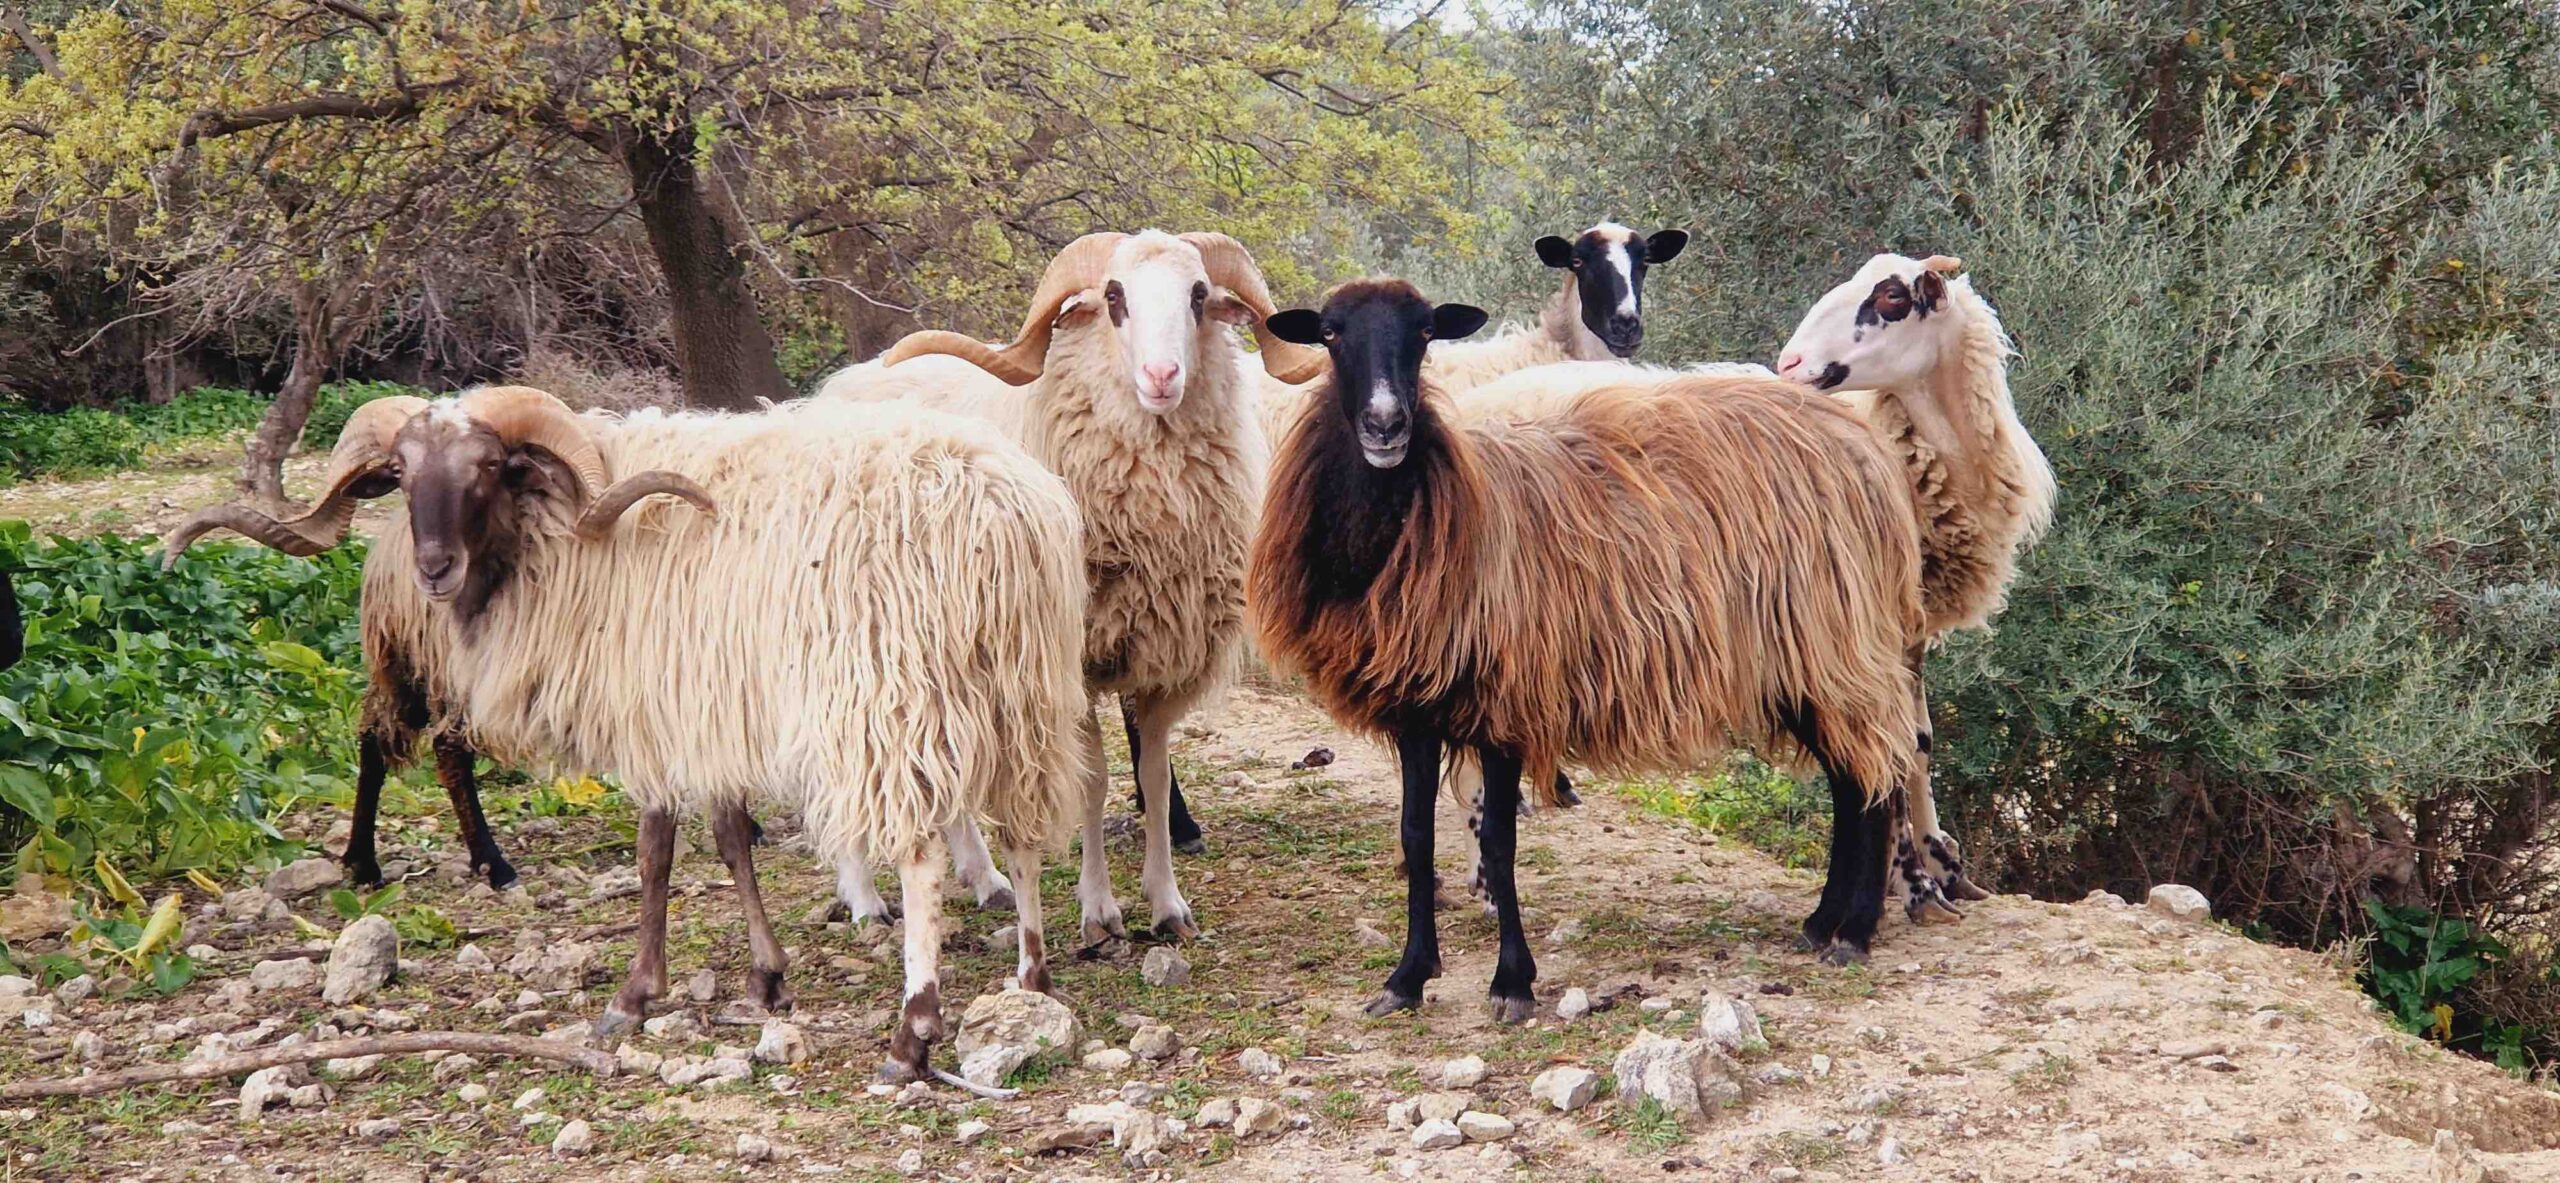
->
[1540,270,1615,362]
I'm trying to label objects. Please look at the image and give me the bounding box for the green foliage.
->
[0,382,428,485]
[1619,757,1828,870]
[2360,900,2551,1073]
[0,524,365,900]
[1609,1095,1687,1149]
[394,903,459,951]
[327,882,403,922]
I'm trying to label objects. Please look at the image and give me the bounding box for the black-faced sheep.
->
[1248,279,1928,1021]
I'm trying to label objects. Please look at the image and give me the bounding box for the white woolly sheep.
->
[163,386,1090,1082]
[817,231,1324,948]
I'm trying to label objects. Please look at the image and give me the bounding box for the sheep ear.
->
[1431,303,1490,341]
[1645,230,1689,263]
[1053,289,1103,326]
[1913,268,1948,312]
[1265,309,1325,345]
[1206,287,1257,326]
[1534,236,1574,268]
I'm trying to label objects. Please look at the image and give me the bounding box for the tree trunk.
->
[238,283,343,507]
[620,132,792,411]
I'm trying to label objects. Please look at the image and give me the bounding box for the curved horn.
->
[1921,255,1964,274]
[459,385,607,505]
[882,232,1128,385]
[158,393,426,568]
[574,472,717,540]
[1182,231,1328,384]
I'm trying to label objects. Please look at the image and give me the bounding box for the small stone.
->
[1878,1136,1905,1165]
[2041,942,2099,967]
[1697,994,1765,1053]
[0,975,30,997]
[161,1119,212,1137]
[2159,1039,2225,1060]
[1141,946,1191,988]
[1218,771,1252,789]
[69,1030,105,1062]
[754,1021,809,1065]
[52,974,95,1006]
[1530,1066,1598,1111]
[1414,1092,1470,1123]
[513,1086,547,1111]
[1354,919,1393,948]
[1129,1024,1180,1061]
[687,969,718,1003]
[1410,1118,1463,1150]
[895,1148,926,1176]
[1387,1100,1417,1129]
[1237,1047,1283,1078]
[322,915,398,1004]
[2193,1055,2238,1073]
[695,1056,753,1088]
[1084,1048,1135,1072]
[265,858,343,899]
[1754,1064,1802,1086]
[986,925,1019,955]
[1545,917,1584,947]
[504,939,599,992]
[355,1117,402,1140]
[1441,1055,1488,1089]
[2251,1009,2288,1030]
[1456,1111,1514,1142]
[1194,1098,1238,1128]
[2080,889,2128,908]
[249,958,318,993]
[551,1119,594,1156]
[734,1133,774,1163]
[457,1083,490,1104]
[1846,1082,1907,1113]
[454,943,493,970]
[431,1054,479,1083]
[961,1043,1032,1088]
[1557,988,1592,1021]
[2147,883,2212,922]
[642,1011,700,1041]
[1234,1097,1287,1137]
[1610,1030,1744,1124]
[953,988,1081,1061]
[1639,996,1674,1014]
[324,1054,382,1081]
[955,1119,992,1145]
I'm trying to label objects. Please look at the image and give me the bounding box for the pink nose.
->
[1143,361,1180,390]
[1776,352,1803,375]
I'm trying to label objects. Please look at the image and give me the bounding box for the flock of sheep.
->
[160,224,2054,1083]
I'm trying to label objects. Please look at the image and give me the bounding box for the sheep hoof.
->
[1081,916,1130,946]
[1486,993,1536,1026]
[820,899,851,923]
[1363,990,1422,1018]
[1818,940,1870,968]
[1793,929,1830,954]
[1151,914,1200,942]
[1908,895,1964,926]
[1945,874,1993,902]
[342,855,384,890]
[860,901,905,928]
[481,856,519,892]
[749,970,793,1013]
[981,888,1017,914]
[592,1006,642,1041]
[876,1057,926,1085]
[1174,837,1208,856]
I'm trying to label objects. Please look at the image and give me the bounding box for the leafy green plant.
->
[327,882,403,921]
[1619,755,1828,869]
[395,904,459,950]
[0,525,365,900]
[2360,900,2550,1074]
[0,382,429,485]
[1609,1096,1686,1150]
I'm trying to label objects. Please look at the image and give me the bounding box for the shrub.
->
[0,523,364,898]
[0,381,429,485]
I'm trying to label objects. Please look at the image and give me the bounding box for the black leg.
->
[1826,783,1892,963]
[1477,747,1536,1023]
[1551,771,1580,808]
[1367,726,1444,1017]
[1123,695,1204,855]
[436,735,515,890]
[344,733,389,888]
[1779,702,1859,952]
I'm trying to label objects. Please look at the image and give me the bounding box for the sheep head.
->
[882,230,1326,409]
[1533,222,1688,358]
[162,386,713,622]
[1267,279,1486,470]
[1774,253,1967,392]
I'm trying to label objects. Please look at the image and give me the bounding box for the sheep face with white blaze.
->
[1534,222,1688,358]
[1775,253,1965,392]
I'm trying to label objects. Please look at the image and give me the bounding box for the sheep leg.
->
[1906,686,1989,903]
[712,803,791,1014]
[435,735,515,890]
[1005,844,1054,996]
[881,839,949,1083]
[1074,709,1129,947]
[944,817,1016,912]
[1367,726,1444,1017]
[1476,746,1537,1025]
[1123,695,1206,855]
[1130,693,1198,940]
[598,806,676,1038]
[344,733,390,889]
[827,852,903,926]
[1779,702,1857,953]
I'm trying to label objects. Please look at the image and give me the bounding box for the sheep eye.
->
[1104,281,1128,326]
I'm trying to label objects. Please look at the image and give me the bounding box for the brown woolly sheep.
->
[1248,279,1929,1021]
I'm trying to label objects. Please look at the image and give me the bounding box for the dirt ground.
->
[5,678,2559,1182]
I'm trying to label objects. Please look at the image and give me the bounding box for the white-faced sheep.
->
[1249,279,1928,1021]
[1257,223,1689,442]
[162,387,1090,1081]
[1774,253,2056,909]
[818,231,1324,946]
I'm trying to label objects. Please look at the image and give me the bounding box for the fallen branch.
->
[930,1068,1019,1100]
[1,1031,618,1100]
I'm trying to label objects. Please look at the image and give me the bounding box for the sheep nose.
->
[1143,361,1180,391]
[415,548,456,584]
[1361,404,1408,438]
[1776,352,1803,375]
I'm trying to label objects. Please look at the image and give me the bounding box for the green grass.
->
[1610,1096,1687,1150]
[1613,754,1829,869]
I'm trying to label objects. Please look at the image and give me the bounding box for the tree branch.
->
[0,4,79,96]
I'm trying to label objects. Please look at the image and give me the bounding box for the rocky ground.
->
[4,680,2558,1182]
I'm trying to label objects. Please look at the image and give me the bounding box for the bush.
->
[0,523,365,899]
[0,381,429,485]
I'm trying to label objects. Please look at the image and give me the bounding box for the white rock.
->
[955,1119,992,1145]
[2080,888,2128,908]
[457,1083,490,1104]
[161,1119,213,1137]
[324,1054,382,1081]
[686,969,718,1003]
[1194,1098,1237,1128]
[895,1148,926,1176]
[1611,1030,1743,1123]
[503,940,598,991]
[1639,996,1674,1014]
[960,1043,1031,1088]
[513,1087,547,1111]
[953,988,1080,1061]
[1697,994,1765,1053]
[642,1011,700,1042]
[551,1119,594,1155]
[265,858,343,899]
[1414,1092,1470,1123]
[52,974,94,1006]
[1530,1066,1597,1112]
[454,943,494,971]
[431,1054,479,1083]
[0,975,32,997]
[734,1133,774,1162]
[1354,919,1393,947]
[1440,1055,1488,1088]
[249,958,318,992]
[1556,987,1592,1021]
[1410,1118,1464,1150]
[1129,1024,1180,1061]
[355,1117,402,1140]
[69,1030,105,1062]
[753,1020,809,1065]
[1455,1111,1514,1142]
[1140,946,1191,987]
[322,915,399,1004]
[2147,883,2212,922]
[1083,1048,1135,1072]
[1237,1047,1284,1078]
[1233,1097,1287,1137]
